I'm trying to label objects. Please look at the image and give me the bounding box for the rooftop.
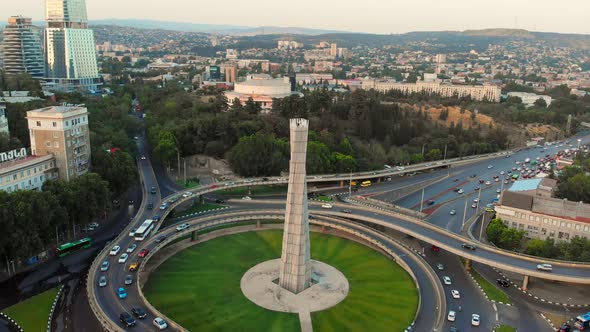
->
[508,178,543,192]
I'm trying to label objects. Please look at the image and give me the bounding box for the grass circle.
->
[143,230,418,331]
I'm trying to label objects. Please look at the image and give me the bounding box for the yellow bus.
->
[360,180,372,187]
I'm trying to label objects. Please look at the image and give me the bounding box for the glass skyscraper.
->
[44,0,100,92]
[2,16,45,78]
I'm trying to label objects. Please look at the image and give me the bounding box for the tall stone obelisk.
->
[279,118,311,294]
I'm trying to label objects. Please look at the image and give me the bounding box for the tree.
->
[410,153,424,164]
[227,132,287,176]
[91,150,138,195]
[306,141,333,174]
[153,130,178,163]
[533,98,547,108]
[425,149,442,161]
[244,97,261,115]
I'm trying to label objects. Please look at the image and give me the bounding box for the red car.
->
[208,184,219,189]
[431,245,441,252]
[138,249,150,258]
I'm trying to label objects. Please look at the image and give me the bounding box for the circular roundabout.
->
[143,228,418,331]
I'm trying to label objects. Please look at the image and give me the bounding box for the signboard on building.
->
[0,148,27,163]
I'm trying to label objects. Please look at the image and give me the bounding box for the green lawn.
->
[218,185,286,196]
[175,179,200,189]
[315,195,333,202]
[496,325,517,332]
[2,287,58,332]
[470,268,512,304]
[144,230,418,332]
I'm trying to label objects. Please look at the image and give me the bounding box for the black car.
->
[427,200,435,206]
[147,203,154,210]
[128,200,134,205]
[559,324,572,332]
[469,174,477,178]
[461,243,477,250]
[153,214,161,222]
[215,199,225,204]
[150,187,157,194]
[340,209,352,214]
[155,235,167,243]
[119,312,136,327]
[496,279,509,288]
[131,307,147,319]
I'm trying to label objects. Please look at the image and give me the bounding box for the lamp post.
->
[461,198,468,231]
[419,188,425,213]
[578,139,582,150]
[348,169,352,197]
[422,144,427,157]
[444,143,448,161]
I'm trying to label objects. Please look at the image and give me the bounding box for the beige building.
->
[27,105,91,181]
[0,151,57,192]
[362,80,502,102]
[496,178,590,242]
[224,63,237,83]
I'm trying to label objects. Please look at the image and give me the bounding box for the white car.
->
[321,204,333,209]
[153,317,168,330]
[396,166,405,171]
[100,261,109,272]
[88,222,99,228]
[457,189,464,194]
[128,228,137,237]
[447,310,456,322]
[443,276,452,285]
[109,245,121,256]
[182,191,193,198]
[471,314,480,326]
[436,263,444,270]
[536,263,553,272]
[176,223,190,232]
[500,171,505,175]
[140,155,146,160]
[487,165,493,169]
[126,244,137,253]
[473,198,479,203]
[449,210,456,215]
[451,289,461,299]
[485,181,491,185]
[118,253,129,264]
[242,196,252,200]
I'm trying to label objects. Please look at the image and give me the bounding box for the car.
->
[147,203,154,210]
[129,262,139,271]
[119,312,136,327]
[176,223,190,232]
[153,214,161,222]
[125,274,133,285]
[182,191,193,198]
[133,136,139,140]
[155,235,167,243]
[321,204,333,209]
[453,178,459,182]
[500,171,505,175]
[98,275,107,287]
[396,166,405,171]
[159,203,169,210]
[449,210,456,215]
[496,279,509,287]
[471,203,478,208]
[126,244,137,253]
[431,245,441,252]
[138,248,150,257]
[457,189,464,194]
[496,189,501,193]
[129,228,137,237]
[449,327,458,332]
[100,261,110,271]
[536,263,553,272]
[443,276,452,285]
[128,200,134,205]
[131,307,147,319]
[117,287,127,299]
[140,155,146,160]
[109,245,121,256]
[473,198,479,203]
[487,165,493,169]
[150,187,157,194]
[453,188,461,192]
[462,243,477,250]
[479,179,485,184]
[447,310,456,322]
[118,253,129,263]
[436,263,444,270]
[474,186,480,191]
[469,174,477,178]
[215,199,225,204]
[471,314,480,326]
[485,181,491,185]
[242,196,252,200]
[153,317,168,330]
[451,289,461,299]
[88,222,99,228]
[558,323,572,332]
[427,200,435,206]
[340,209,352,214]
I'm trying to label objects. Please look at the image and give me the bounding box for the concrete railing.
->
[86,159,151,332]
[47,284,65,332]
[347,196,427,219]
[136,213,445,332]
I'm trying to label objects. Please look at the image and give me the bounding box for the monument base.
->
[240,259,349,313]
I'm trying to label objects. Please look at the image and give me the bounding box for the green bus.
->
[56,237,93,257]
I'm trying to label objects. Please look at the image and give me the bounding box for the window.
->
[53,132,58,138]
[543,218,548,224]
[54,142,59,148]
[585,226,589,232]
[553,220,557,226]
[52,122,57,127]
[36,121,41,126]
[575,225,580,230]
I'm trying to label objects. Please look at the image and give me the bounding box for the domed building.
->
[224,74,299,113]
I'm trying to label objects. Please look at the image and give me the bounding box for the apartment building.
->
[362,80,502,102]
[0,152,57,192]
[26,105,91,181]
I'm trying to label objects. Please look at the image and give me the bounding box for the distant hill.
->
[463,28,535,38]
[89,19,349,35]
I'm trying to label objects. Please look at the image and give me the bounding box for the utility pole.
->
[349,169,353,196]
[422,144,426,156]
[176,149,181,181]
[183,158,187,185]
[444,143,448,160]
[419,188,425,212]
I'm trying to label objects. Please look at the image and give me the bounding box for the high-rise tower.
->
[2,16,45,78]
[44,0,100,92]
[279,118,312,294]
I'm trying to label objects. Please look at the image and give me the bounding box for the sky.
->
[2,0,590,35]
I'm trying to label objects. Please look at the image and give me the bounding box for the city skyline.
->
[1,0,590,35]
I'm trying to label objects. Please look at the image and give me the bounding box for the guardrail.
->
[86,159,151,332]
[47,284,65,332]
[348,196,427,219]
[136,213,445,332]
[0,312,23,332]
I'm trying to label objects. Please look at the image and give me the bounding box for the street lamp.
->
[461,198,468,231]
[422,144,427,157]
[348,169,353,197]
[578,139,582,150]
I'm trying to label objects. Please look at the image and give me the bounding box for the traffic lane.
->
[424,249,495,331]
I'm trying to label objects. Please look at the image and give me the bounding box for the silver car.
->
[124,274,133,285]
[98,275,107,287]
